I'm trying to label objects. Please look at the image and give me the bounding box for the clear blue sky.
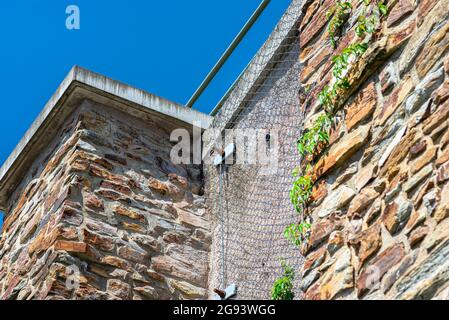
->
[0,1,291,225]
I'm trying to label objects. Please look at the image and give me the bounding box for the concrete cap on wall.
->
[0,66,213,211]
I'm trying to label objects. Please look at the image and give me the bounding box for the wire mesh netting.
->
[204,0,306,300]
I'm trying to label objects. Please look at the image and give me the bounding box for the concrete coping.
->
[0,66,212,211]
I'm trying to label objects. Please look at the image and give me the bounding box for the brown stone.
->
[365,199,382,226]
[315,125,371,178]
[148,178,170,195]
[168,173,189,189]
[83,229,115,252]
[54,241,87,253]
[308,217,336,251]
[436,146,449,167]
[301,46,332,83]
[299,0,320,32]
[404,209,427,234]
[177,209,209,230]
[327,231,345,255]
[382,197,412,234]
[114,205,146,223]
[72,150,114,171]
[431,80,449,107]
[423,100,449,134]
[58,226,80,241]
[377,77,415,126]
[120,221,147,233]
[345,82,377,131]
[434,203,449,223]
[349,224,382,266]
[310,180,328,205]
[107,279,131,299]
[134,286,159,299]
[357,244,405,297]
[417,0,439,26]
[101,256,132,271]
[423,218,449,252]
[300,0,334,47]
[416,20,449,78]
[409,226,429,247]
[85,193,104,211]
[409,140,427,158]
[162,231,187,245]
[403,164,433,193]
[20,212,42,243]
[347,187,380,218]
[151,256,205,286]
[431,121,449,143]
[118,246,148,264]
[303,247,327,276]
[315,247,354,300]
[96,189,127,202]
[170,280,207,299]
[437,162,449,184]
[318,185,355,218]
[28,223,62,255]
[100,180,132,196]
[386,19,417,54]
[383,252,418,293]
[130,234,161,252]
[144,269,165,283]
[89,164,113,179]
[411,146,437,174]
[355,164,378,192]
[380,63,398,94]
[387,0,414,27]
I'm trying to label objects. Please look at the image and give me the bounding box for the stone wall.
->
[298,0,449,299]
[0,100,210,300]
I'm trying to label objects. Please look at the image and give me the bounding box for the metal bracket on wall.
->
[213,284,238,300]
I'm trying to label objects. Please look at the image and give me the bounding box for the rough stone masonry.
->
[297,0,449,299]
[0,68,213,300]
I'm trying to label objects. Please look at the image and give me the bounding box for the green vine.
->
[327,1,353,48]
[271,260,295,300]
[286,0,389,247]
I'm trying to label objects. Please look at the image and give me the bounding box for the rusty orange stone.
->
[357,244,405,297]
[349,224,382,266]
[315,125,371,179]
[415,20,449,78]
[300,0,333,47]
[114,205,146,223]
[377,77,415,126]
[411,146,437,174]
[408,226,429,247]
[54,240,87,253]
[386,19,417,54]
[148,178,169,195]
[100,180,132,196]
[83,229,115,252]
[345,82,377,131]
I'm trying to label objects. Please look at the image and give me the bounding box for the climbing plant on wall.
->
[271,260,295,300]
[285,0,389,247]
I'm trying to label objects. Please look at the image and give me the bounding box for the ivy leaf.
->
[378,2,388,16]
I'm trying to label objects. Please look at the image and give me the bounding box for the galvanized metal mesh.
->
[204,0,306,300]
